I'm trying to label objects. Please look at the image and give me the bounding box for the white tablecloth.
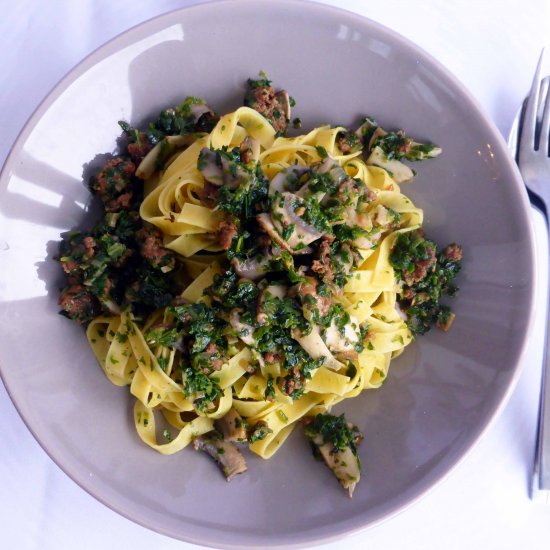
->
[1,1,550,548]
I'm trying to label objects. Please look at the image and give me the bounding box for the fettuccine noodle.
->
[86,106,421,459]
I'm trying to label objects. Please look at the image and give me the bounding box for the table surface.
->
[1,1,550,549]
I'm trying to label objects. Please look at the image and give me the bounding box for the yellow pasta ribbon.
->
[85,106,425,462]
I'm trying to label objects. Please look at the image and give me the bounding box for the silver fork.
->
[518,49,550,503]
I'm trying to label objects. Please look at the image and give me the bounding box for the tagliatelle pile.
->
[85,105,423,460]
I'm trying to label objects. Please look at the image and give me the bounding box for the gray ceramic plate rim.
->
[0,0,537,547]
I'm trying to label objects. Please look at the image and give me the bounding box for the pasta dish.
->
[57,75,462,496]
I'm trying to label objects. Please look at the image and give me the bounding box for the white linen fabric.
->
[1,1,549,549]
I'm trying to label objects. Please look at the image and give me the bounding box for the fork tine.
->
[540,76,550,155]
[520,49,545,158]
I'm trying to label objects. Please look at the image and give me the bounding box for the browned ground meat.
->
[398,140,412,156]
[115,248,134,269]
[61,258,80,276]
[124,280,141,305]
[239,137,254,164]
[402,287,416,301]
[205,343,224,370]
[337,179,377,204]
[98,276,114,301]
[338,136,352,154]
[90,157,137,212]
[257,234,272,248]
[264,352,281,364]
[336,132,360,155]
[365,188,378,202]
[403,245,437,286]
[83,236,96,258]
[280,367,305,396]
[59,284,100,324]
[196,180,219,208]
[246,86,287,133]
[295,276,331,316]
[136,225,176,272]
[192,342,226,374]
[105,192,133,213]
[442,243,463,262]
[337,179,356,196]
[60,235,89,277]
[127,133,153,164]
[311,237,334,280]
[218,220,238,250]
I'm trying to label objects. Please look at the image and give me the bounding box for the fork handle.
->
[533,228,550,501]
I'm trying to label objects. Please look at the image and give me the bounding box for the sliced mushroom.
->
[220,154,251,190]
[335,243,357,275]
[136,135,191,179]
[192,432,247,481]
[229,309,256,346]
[294,157,347,201]
[100,298,121,316]
[270,192,324,248]
[257,284,287,324]
[256,213,312,255]
[232,256,267,281]
[324,316,360,361]
[373,205,389,227]
[357,121,413,182]
[436,311,456,332]
[315,442,361,498]
[256,213,293,253]
[262,284,287,300]
[354,116,379,145]
[351,221,380,249]
[293,276,331,319]
[269,165,309,196]
[198,147,253,190]
[316,156,336,174]
[371,128,442,162]
[366,146,414,183]
[327,164,348,186]
[239,136,261,164]
[291,325,344,371]
[274,90,291,121]
[231,243,281,280]
[189,103,214,121]
[316,158,349,192]
[366,126,386,151]
[406,141,442,160]
[215,408,248,442]
[361,121,441,182]
[305,417,363,498]
[198,148,224,185]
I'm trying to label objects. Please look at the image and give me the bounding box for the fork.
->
[518,49,550,503]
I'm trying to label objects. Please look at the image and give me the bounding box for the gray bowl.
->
[0,0,535,547]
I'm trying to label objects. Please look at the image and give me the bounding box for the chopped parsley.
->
[248,422,273,443]
[304,413,362,454]
[390,230,462,335]
[145,325,180,348]
[182,366,222,411]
